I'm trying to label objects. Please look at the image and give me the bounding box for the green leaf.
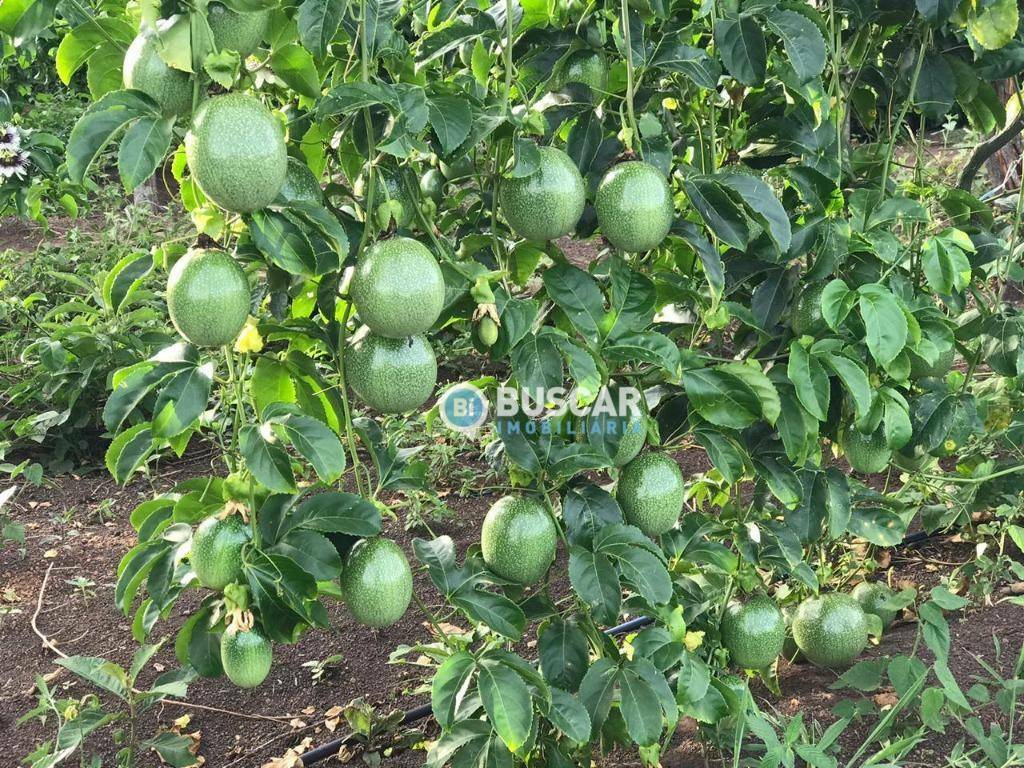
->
[820,278,854,330]
[277,492,381,540]
[682,177,750,249]
[917,0,958,24]
[268,529,342,580]
[264,403,346,483]
[239,424,295,492]
[248,210,317,275]
[428,96,473,155]
[547,688,591,744]
[102,251,153,313]
[250,357,297,417]
[106,423,155,484]
[719,172,791,252]
[579,657,618,737]
[270,43,321,98]
[969,0,1018,51]
[681,367,761,429]
[765,9,826,81]
[432,651,476,729]
[858,284,908,366]
[846,506,907,546]
[650,42,721,89]
[787,343,830,421]
[67,89,160,183]
[56,657,129,700]
[452,585,526,640]
[714,16,767,86]
[568,547,620,625]
[152,364,214,438]
[619,664,663,746]
[539,619,590,692]
[914,53,955,119]
[822,352,871,422]
[297,0,347,58]
[478,659,534,753]
[55,18,134,84]
[563,485,624,549]
[542,262,604,344]
[930,586,970,611]
[117,114,175,193]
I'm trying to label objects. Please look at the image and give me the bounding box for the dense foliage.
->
[7,0,1024,763]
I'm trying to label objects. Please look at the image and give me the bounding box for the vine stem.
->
[358,5,377,256]
[620,0,639,150]
[878,30,930,195]
[336,302,369,498]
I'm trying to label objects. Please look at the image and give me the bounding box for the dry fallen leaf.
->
[42,549,58,558]
[874,691,899,708]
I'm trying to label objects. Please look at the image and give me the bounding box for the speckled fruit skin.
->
[123,24,192,117]
[595,161,673,252]
[373,166,415,228]
[275,157,322,205]
[350,238,444,338]
[346,331,437,413]
[499,146,585,242]
[583,400,646,467]
[220,626,272,688]
[792,594,868,669]
[191,515,250,590]
[909,344,955,380]
[481,496,557,585]
[340,538,412,628]
[167,249,250,347]
[851,582,897,629]
[721,595,786,670]
[556,49,609,92]
[185,93,287,213]
[420,168,445,203]
[841,427,891,474]
[616,453,684,537]
[791,282,828,337]
[207,2,268,56]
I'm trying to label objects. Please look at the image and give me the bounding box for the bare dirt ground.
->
[1,441,1019,767]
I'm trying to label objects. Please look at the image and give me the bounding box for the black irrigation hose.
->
[299,528,942,765]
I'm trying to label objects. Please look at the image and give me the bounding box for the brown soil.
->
[1,447,1019,767]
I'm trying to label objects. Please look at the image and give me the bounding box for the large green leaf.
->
[568,547,620,625]
[858,284,908,367]
[681,367,761,429]
[270,43,321,98]
[542,262,605,344]
[239,424,296,492]
[714,17,767,86]
[117,114,175,193]
[67,89,160,183]
[432,651,477,729]
[538,619,590,692]
[478,659,534,753]
[297,0,347,58]
[765,9,826,81]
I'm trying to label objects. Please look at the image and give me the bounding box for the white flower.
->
[0,124,20,152]
[0,149,30,180]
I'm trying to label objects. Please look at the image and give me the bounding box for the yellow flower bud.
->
[683,630,705,652]
[234,319,263,353]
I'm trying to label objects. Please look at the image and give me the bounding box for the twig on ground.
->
[31,563,68,659]
[159,698,296,723]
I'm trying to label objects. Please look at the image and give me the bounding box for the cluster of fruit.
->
[499,146,674,252]
[721,582,898,671]
[189,512,413,688]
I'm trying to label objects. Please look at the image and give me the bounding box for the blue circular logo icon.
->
[439,383,489,433]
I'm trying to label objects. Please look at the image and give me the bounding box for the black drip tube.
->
[299,529,941,765]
